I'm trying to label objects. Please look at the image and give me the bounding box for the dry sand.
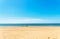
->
[0,26,60,39]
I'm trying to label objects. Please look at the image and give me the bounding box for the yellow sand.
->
[0,26,60,39]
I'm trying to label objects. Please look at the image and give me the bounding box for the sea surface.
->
[0,23,60,26]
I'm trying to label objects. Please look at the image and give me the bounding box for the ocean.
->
[0,23,60,26]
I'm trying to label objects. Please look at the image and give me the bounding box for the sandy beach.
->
[0,26,60,39]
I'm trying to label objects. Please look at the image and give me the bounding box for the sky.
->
[0,0,60,23]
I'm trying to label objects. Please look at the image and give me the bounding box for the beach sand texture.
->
[0,26,60,39]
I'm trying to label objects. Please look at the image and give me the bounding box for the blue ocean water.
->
[0,23,60,26]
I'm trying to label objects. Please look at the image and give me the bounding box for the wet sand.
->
[0,26,60,39]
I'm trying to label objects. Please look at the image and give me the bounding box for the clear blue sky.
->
[0,0,60,23]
